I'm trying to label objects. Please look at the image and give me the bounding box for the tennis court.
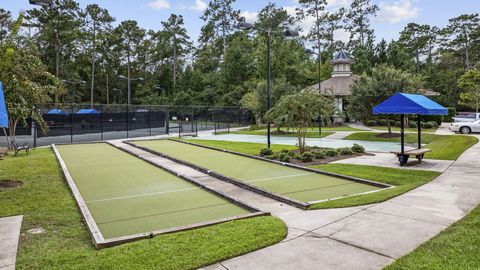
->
[55,143,255,245]
[132,140,388,207]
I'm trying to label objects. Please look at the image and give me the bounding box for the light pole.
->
[61,79,86,104]
[306,48,322,135]
[237,22,298,149]
[112,88,123,104]
[118,75,143,105]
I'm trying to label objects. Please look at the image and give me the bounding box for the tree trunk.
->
[415,49,420,73]
[465,37,470,71]
[386,116,392,134]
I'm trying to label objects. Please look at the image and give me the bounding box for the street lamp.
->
[305,48,323,135]
[237,22,299,149]
[29,0,52,7]
[61,79,86,104]
[118,75,143,105]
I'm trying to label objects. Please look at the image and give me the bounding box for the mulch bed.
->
[288,152,373,166]
[0,180,23,189]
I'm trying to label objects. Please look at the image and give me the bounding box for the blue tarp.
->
[46,109,68,115]
[0,82,8,128]
[373,93,448,115]
[75,109,100,115]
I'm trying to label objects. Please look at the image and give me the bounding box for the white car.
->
[449,120,480,134]
[452,113,480,123]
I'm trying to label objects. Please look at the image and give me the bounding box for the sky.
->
[2,0,480,45]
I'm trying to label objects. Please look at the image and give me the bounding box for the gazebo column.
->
[417,114,421,149]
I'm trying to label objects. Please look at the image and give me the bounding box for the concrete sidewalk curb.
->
[0,215,23,270]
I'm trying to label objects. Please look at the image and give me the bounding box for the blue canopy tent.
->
[46,109,68,115]
[0,82,8,129]
[373,93,448,165]
[75,109,100,115]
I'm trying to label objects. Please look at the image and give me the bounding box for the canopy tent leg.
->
[400,114,405,166]
[417,114,421,149]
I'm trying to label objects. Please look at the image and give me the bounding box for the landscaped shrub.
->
[287,151,296,157]
[428,121,439,128]
[352,144,365,153]
[278,153,290,163]
[409,121,418,128]
[326,149,338,157]
[422,115,443,125]
[281,149,290,154]
[260,148,273,156]
[365,120,377,126]
[265,154,278,160]
[299,152,314,162]
[313,150,326,159]
[422,122,434,129]
[339,147,354,155]
[378,119,387,126]
[445,107,456,122]
[389,119,396,126]
[395,121,402,127]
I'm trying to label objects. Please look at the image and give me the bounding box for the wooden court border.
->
[125,139,394,210]
[52,143,268,249]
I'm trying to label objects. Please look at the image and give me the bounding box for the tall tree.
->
[319,8,346,58]
[445,14,480,71]
[458,69,480,112]
[161,14,192,95]
[344,0,379,47]
[200,0,241,58]
[84,4,114,106]
[113,20,145,104]
[26,0,82,78]
[0,9,12,43]
[399,23,431,73]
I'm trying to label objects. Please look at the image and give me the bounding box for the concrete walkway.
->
[198,135,480,270]
[332,152,454,172]
[435,122,454,135]
[0,215,23,270]
[323,131,356,140]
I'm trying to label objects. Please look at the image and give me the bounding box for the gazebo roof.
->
[373,93,448,115]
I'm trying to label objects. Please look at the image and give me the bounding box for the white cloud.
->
[240,11,258,23]
[148,0,170,10]
[377,0,419,24]
[190,0,207,12]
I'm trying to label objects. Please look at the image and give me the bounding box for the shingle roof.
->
[307,75,359,96]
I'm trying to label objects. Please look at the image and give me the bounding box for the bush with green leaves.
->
[409,121,418,128]
[278,153,290,163]
[287,151,296,157]
[395,121,402,127]
[260,148,273,156]
[365,120,377,126]
[339,147,354,155]
[325,149,338,157]
[281,149,290,154]
[428,121,439,128]
[378,119,387,126]
[389,119,396,126]
[265,154,278,160]
[313,150,326,159]
[299,152,314,162]
[351,144,365,153]
[422,122,434,129]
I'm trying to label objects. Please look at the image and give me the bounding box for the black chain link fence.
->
[0,104,250,147]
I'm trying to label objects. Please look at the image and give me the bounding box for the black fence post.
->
[126,105,129,139]
[149,105,152,136]
[195,121,198,137]
[100,109,103,141]
[165,107,170,135]
[228,122,230,134]
[178,121,182,139]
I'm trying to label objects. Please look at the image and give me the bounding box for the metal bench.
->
[391,148,432,166]
[12,140,29,157]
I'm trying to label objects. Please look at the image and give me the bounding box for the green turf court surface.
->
[133,140,384,205]
[56,143,251,240]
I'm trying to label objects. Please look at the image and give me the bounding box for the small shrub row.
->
[366,119,439,129]
[262,144,365,163]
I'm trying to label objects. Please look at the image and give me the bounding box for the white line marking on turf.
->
[247,173,314,183]
[87,187,199,203]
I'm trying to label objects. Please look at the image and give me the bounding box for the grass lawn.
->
[385,205,480,270]
[344,132,478,160]
[309,164,440,209]
[372,126,438,133]
[0,148,286,270]
[179,139,297,155]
